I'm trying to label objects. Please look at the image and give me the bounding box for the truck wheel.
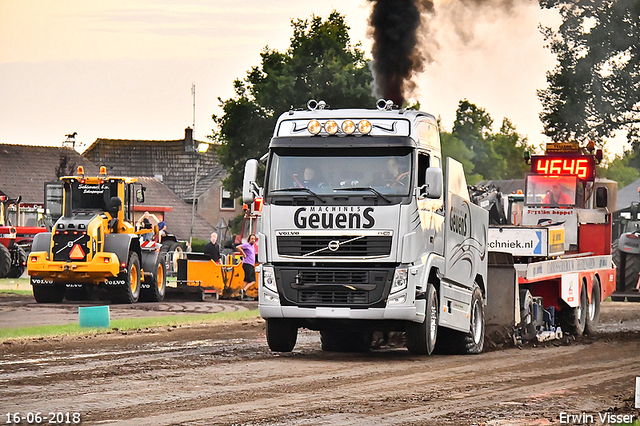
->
[560,280,587,335]
[320,330,373,353]
[406,283,438,355]
[435,287,485,355]
[140,257,166,302]
[111,252,141,304]
[265,318,297,352]
[6,247,27,278]
[584,277,601,335]
[33,284,65,303]
[0,244,11,278]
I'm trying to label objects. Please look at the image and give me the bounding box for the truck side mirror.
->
[595,186,608,208]
[424,167,443,199]
[136,187,145,203]
[243,159,260,204]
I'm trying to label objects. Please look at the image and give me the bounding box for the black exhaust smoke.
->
[368,0,435,107]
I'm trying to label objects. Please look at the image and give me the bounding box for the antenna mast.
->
[191,83,196,139]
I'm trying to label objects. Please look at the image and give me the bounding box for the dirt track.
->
[1,301,640,425]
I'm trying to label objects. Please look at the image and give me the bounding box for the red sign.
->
[531,155,595,181]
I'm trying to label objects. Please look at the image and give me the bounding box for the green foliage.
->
[190,238,209,253]
[212,11,376,196]
[538,0,640,146]
[605,153,640,188]
[441,100,532,183]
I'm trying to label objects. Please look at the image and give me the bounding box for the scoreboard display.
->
[530,154,595,182]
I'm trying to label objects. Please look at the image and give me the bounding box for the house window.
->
[220,187,235,210]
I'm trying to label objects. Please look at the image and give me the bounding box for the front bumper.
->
[27,251,122,285]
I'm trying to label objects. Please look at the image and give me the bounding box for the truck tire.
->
[6,246,27,278]
[560,280,587,335]
[320,330,373,353]
[584,277,601,335]
[406,283,438,355]
[0,244,11,278]
[111,252,141,304]
[265,318,297,352]
[140,256,166,302]
[435,287,485,355]
[33,284,65,303]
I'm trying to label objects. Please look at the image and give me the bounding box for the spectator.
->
[157,218,167,242]
[203,232,221,263]
[236,234,257,296]
[136,211,153,241]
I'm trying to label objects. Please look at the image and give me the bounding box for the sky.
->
[0,0,629,157]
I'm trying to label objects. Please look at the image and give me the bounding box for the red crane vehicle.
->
[0,196,48,278]
[483,141,616,342]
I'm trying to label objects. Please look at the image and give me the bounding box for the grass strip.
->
[0,309,260,341]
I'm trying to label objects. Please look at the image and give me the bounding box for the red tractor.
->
[0,196,48,278]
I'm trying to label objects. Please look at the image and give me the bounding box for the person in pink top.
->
[236,234,257,294]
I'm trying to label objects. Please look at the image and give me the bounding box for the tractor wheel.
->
[584,277,601,335]
[163,242,184,275]
[6,246,27,278]
[265,318,297,352]
[559,280,588,336]
[33,284,65,303]
[111,252,141,304]
[0,244,11,278]
[624,253,640,292]
[611,240,625,301]
[435,287,485,355]
[406,283,438,355]
[320,330,373,353]
[140,256,166,302]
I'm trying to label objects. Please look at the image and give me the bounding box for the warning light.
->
[77,166,85,175]
[99,166,107,175]
[69,244,85,259]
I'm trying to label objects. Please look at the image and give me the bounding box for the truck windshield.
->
[266,148,413,197]
[70,181,118,211]
[526,175,577,207]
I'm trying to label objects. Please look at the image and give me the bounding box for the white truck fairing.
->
[245,103,489,354]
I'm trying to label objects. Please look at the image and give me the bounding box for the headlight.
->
[390,268,408,294]
[262,266,277,293]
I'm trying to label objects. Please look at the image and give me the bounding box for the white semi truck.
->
[242,100,489,354]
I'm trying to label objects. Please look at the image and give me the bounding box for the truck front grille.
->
[277,235,392,257]
[275,266,393,308]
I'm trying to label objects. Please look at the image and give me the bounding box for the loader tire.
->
[6,246,27,278]
[406,283,438,355]
[559,280,587,335]
[111,252,141,304]
[265,318,297,352]
[0,244,11,278]
[435,287,485,355]
[320,330,373,353]
[33,284,65,303]
[584,277,601,335]
[140,256,166,302]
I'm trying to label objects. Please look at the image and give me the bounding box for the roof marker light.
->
[77,166,85,175]
[308,120,321,135]
[325,120,338,135]
[358,120,372,135]
[342,120,356,135]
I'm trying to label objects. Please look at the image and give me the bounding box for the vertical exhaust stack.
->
[368,0,434,107]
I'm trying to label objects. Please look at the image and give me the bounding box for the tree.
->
[212,12,375,195]
[538,0,640,147]
[605,152,640,189]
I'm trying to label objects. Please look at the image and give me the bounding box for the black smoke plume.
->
[368,0,435,106]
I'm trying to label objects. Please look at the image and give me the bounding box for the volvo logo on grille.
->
[328,240,340,251]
